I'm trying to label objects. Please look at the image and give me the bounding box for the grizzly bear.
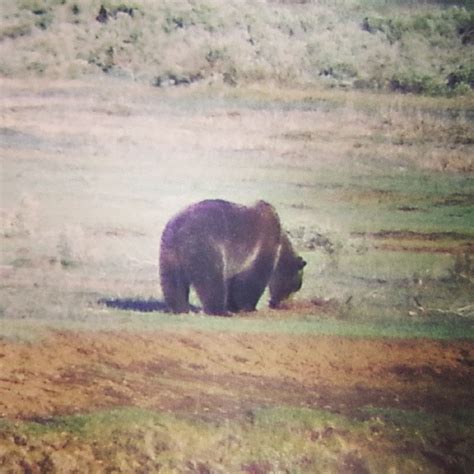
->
[159,199,306,316]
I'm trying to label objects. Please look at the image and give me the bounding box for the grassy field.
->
[1,79,472,325]
[1,77,473,472]
[1,0,474,472]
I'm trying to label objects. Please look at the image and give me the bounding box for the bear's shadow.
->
[98,297,200,313]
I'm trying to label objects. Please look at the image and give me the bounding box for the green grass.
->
[1,309,473,342]
[2,405,472,472]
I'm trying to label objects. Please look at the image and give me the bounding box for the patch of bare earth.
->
[353,230,474,254]
[0,330,472,420]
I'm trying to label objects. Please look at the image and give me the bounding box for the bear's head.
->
[269,235,306,309]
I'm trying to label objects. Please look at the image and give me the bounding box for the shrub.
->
[162,3,220,33]
[0,23,32,40]
[447,64,474,89]
[390,71,446,96]
[17,0,56,30]
[448,7,474,44]
[362,16,405,44]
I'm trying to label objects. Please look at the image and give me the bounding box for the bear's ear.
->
[297,257,306,269]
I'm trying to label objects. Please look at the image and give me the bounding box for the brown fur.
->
[159,199,306,315]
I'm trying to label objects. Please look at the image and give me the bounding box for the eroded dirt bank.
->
[1,330,472,420]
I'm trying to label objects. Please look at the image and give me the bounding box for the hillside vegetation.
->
[1,0,473,95]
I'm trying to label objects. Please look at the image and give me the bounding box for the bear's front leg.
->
[227,254,276,312]
[228,274,264,312]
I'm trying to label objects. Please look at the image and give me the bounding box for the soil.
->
[1,330,472,421]
[353,231,474,254]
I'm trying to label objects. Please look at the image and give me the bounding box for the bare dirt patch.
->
[0,330,472,421]
[353,230,474,254]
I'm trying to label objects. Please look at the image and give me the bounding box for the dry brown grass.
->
[1,78,473,324]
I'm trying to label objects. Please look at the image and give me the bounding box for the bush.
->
[390,63,473,97]
[162,3,220,33]
[390,71,446,96]
[363,8,473,44]
[362,16,405,44]
[0,23,32,40]
[447,64,474,89]
[17,0,56,30]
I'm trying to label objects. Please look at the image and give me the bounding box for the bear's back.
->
[161,200,281,278]
[164,199,278,240]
